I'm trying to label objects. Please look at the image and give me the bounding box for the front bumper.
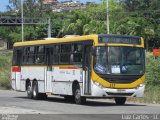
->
[91,82,145,98]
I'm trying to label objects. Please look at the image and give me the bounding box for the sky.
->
[0,0,101,12]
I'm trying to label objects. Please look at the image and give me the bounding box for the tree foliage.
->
[0,0,159,49]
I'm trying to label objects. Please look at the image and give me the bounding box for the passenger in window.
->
[70,54,74,62]
[35,57,40,64]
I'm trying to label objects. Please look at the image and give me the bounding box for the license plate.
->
[117,89,126,92]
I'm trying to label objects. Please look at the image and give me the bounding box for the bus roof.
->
[13,34,142,47]
[13,34,98,47]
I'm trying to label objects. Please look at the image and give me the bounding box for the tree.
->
[0,0,159,49]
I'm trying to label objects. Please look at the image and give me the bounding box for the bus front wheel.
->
[115,97,126,105]
[73,85,86,104]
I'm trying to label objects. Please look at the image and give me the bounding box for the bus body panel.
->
[15,72,21,91]
[12,65,83,95]
[51,67,82,95]
[45,67,52,92]
[21,66,45,80]
[21,66,45,92]
[11,72,16,90]
[52,82,73,95]
[12,66,22,91]
[37,81,45,93]
[52,67,82,83]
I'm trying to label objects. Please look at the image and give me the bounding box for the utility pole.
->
[48,18,51,38]
[21,0,24,42]
[106,0,110,34]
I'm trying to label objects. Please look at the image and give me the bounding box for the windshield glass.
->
[94,46,145,75]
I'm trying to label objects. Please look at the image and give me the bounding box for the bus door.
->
[45,47,52,92]
[83,41,93,95]
[13,49,22,91]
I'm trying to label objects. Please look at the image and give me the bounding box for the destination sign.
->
[99,36,141,45]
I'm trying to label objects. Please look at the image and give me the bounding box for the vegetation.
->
[144,53,160,103]
[0,0,159,49]
[0,50,12,89]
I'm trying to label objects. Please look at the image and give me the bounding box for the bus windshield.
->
[94,46,145,75]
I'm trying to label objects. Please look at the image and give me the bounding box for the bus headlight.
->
[93,81,105,89]
[136,84,144,89]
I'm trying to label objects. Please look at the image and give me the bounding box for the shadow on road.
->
[83,100,146,107]
[15,96,146,107]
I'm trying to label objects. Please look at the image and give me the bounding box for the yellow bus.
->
[12,34,145,105]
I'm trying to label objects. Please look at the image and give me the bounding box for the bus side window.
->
[60,44,71,64]
[52,45,60,64]
[35,46,45,64]
[22,47,29,64]
[12,49,17,65]
[28,46,35,64]
[72,44,82,63]
[13,48,22,66]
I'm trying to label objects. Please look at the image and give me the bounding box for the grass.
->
[144,85,160,104]
[130,85,160,104]
[0,50,12,89]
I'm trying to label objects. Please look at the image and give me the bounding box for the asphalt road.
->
[0,90,160,120]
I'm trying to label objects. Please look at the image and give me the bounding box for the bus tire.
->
[115,97,126,105]
[73,84,86,105]
[26,82,33,99]
[32,81,41,100]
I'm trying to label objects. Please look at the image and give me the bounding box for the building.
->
[61,0,80,5]
[43,0,58,5]
[51,0,83,12]
[43,0,96,12]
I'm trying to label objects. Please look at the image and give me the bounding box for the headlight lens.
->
[93,81,105,89]
[136,84,144,89]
